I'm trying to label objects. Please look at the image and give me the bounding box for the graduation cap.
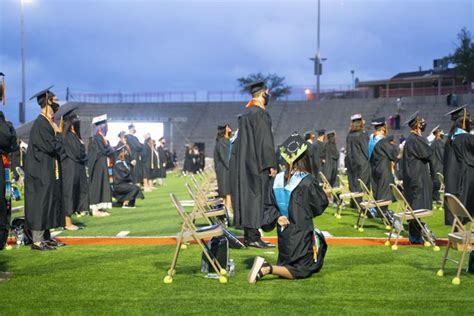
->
[444,104,468,121]
[92,114,107,126]
[371,117,386,128]
[403,111,420,128]
[327,130,336,135]
[118,131,126,138]
[61,106,79,121]
[350,113,362,121]
[217,125,226,131]
[29,85,55,106]
[246,80,267,95]
[0,72,5,106]
[316,129,326,136]
[304,130,315,140]
[430,124,441,135]
[386,135,395,142]
[279,133,308,166]
[144,133,151,140]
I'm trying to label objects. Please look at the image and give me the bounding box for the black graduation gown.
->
[157,147,167,178]
[402,134,433,210]
[0,116,18,248]
[262,174,329,279]
[233,106,277,230]
[141,144,152,179]
[443,140,461,224]
[150,148,160,179]
[370,138,398,201]
[214,137,231,197]
[125,134,144,184]
[113,160,144,203]
[430,139,444,201]
[322,142,339,186]
[87,135,114,207]
[183,149,193,172]
[24,115,64,231]
[61,131,89,216]
[346,131,370,192]
[10,147,24,182]
[452,133,474,217]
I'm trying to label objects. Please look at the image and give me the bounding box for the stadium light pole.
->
[20,0,32,124]
[316,0,321,100]
[351,70,355,90]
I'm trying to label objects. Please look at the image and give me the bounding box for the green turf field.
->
[2,172,472,315]
[1,244,472,315]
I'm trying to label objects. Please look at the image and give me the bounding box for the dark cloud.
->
[0,0,472,124]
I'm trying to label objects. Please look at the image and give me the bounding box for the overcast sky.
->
[1,0,473,124]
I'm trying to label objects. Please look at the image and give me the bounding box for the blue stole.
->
[452,128,468,139]
[273,171,310,218]
[228,129,238,162]
[368,134,385,160]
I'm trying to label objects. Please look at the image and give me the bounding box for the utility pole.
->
[316,0,321,100]
[20,0,27,124]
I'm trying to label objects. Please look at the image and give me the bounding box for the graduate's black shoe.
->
[246,240,270,249]
[31,242,56,251]
[263,241,276,248]
[45,239,66,247]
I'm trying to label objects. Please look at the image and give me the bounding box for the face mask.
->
[51,102,60,113]
[263,93,271,106]
[420,120,427,132]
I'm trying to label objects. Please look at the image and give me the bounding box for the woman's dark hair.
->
[350,120,364,132]
[62,116,82,141]
[447,116,471,145]
[284,150,312,183]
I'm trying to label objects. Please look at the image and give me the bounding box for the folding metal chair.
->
[185,183,228,225]
[163,193,228,284]
[15,167,25,188]
[356,179,392,232]
[386,184,438,251]
[336,175,364,219]
[319,172,344,218]
[435,172,445,211]
[437,193,473,285]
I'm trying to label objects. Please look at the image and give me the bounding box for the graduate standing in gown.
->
[24,86,65,250]
[0,73,19,281]
[61,109,89,230]
[429,125,444,203]
[248,133,328,283]
[233,80,277,248]
[310,129,326,180]
[214,125,232,210]
[322,130,339,187]
[368,117,398,218]
[113,149,144,208]
[401,112,434,243]
[443,105,472,224]
[345,114,370,194]
[141,134,153,192]
[156,137,167,186]
[88,115,116,217]
[444,105,474,220]
[126,124,144,185]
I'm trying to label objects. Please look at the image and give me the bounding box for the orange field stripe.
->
[7,236,464,247]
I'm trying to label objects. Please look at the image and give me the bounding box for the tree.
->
[447,28,474,83]
[237,72,291,100]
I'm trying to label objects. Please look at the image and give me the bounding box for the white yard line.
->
[116,231,130,237]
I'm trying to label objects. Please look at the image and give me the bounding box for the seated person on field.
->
[248,133,329,283]
[113,149,144,208]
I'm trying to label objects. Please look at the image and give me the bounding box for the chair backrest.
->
[169,193,196,231]
[358,179,371,196]
[436,172,444,185]
[390,183,412,212]
[444,194,473,223]
[16,167,25,178]
[185,183,197,200]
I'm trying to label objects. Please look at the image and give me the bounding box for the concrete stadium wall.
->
[16,93,473,163]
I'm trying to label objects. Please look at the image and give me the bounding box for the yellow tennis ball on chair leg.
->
[452,277,460,285]
[391,245,398,251]
[433,246,440,252]
[436,269,444,277]
[219,276,228,284]
[384,240,391,246]
[358,227,364,232]
[5,244,12,250]
[163,275,173,284]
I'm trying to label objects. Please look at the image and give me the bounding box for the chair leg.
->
[437,241,451,277]
[453,240,470,285]
[163,232,185,284]
[194,237,228,283]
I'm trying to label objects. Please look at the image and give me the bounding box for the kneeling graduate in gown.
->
[248,133,329,283]
[113,148,144,208]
